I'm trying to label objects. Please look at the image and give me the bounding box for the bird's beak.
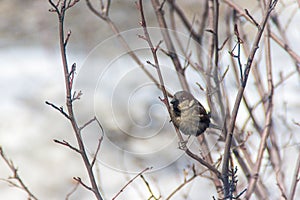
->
[170,98,176,104]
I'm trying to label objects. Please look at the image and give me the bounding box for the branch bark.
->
[48,1,103,199]
[221,0,278,198]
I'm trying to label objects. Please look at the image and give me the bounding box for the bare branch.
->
[53,139,82,154]
[48,1,104,199]
[245,2,278,198]
[138,0,171,118]
[245,9,260,28]
[85,0,173,98]
[112,167,152,200]
[151,0,189,91]
[140,175,160,200]
[222,0,278,198]
[185,149,222,179]
[74,177,93,191]
[79,117,97,131]
[65,181,80,200]
[224,0,300,70]
[288,150,300,200]
[0,147,38,200]
[90,138,103,168]
[167,0,201,43]
[166,165,199,200]
[45,101,71,120]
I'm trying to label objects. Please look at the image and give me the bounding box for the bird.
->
[170,91,211,136]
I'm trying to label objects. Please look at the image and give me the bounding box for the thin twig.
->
[222,0,278,198]
[185,149,222,179]
[138,0,184,144]
[244,2,277,198]
[65,181,80,200]
[261,1,286,197]
[224,0,300,68]
[140,175,160,200]
[85,0,173,98]
[167,0,201,43]
[151,0,189,91]
[79,117,97,131]
[288,150,300,200]
[91,138,103,168]
[45,101,70,120]
[53,139,82,154]
[73,177,93,191]
[166,165,211,200]
[48,1,103,199]
[0,147,38,200]
[112,167,152,200]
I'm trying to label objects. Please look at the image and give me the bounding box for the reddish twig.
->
[261,1,286,197]
[222,0,278,198]
[73,177,92,191]
[243,1,278,198]
[167,0,201,43]
[79,116,98,131]
[85,0,172,98]
[48,1,104,199]
[112,167,152,200]
[137,0,184,144]
[151,0,189,91]
[185,149,222,179]
[53,139,82,154]
[0,147,38,200]
[138,0,222,184]
[91,138,103,168]
[224,0,300,70]
[166,165,209,200]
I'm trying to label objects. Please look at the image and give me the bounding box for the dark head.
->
[170,91,195,116]
[171,91,195,103]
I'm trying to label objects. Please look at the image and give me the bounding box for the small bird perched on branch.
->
[170,91,211,136]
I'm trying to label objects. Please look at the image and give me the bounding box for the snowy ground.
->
[0,0,300,199]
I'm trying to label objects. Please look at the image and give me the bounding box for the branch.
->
[222,0,278,197]
[185,149,222,179]
[74,177,93,191]
[91,138,103,168]
[65,181,80,200]
[167,0,201,43]
[112,167,152,200]
[45,101,71,120]
[151,0,189,91]
[166,165,199,200]
[53,139,82,154]
[224,0,300,70]
[79,116,97,131]
[288,150,300,200]
[138,0,186,145]
[85,0,173,98]
[261,1,286,197]
[0,147,38,200]
[48,1,103,199]
[244,1,277,198]
[140,175,160,200]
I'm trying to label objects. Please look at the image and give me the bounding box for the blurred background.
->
[0,0,299,199]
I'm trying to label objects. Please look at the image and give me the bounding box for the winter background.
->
[1,0,300,199]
